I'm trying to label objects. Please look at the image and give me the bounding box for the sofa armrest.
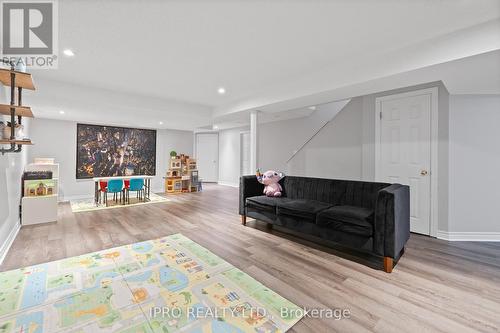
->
[373,184,410,258]
[239,175,264,215]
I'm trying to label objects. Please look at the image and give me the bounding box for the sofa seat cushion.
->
[277,199,332,222]
[317,205,374,236]
[246,196,293,213]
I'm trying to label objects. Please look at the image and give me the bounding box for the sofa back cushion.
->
[282,176,389,209]
[282,176,337,203]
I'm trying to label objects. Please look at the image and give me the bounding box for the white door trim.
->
[374,87,439,237]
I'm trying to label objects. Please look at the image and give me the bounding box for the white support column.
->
[250,111,259,172]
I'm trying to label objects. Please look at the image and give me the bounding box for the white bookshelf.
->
[21,161,59,225]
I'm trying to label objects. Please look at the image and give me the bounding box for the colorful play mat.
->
[0,234,303,332]
[70,193,169,213]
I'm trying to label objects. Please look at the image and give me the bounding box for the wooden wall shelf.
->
[0,61,36,154]
[0,104,34,118]
[0,139,33,145]
[0,68,36,90]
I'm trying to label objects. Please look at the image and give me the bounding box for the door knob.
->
[420,170,428,176]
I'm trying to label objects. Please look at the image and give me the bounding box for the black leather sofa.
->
[239,175,410,272]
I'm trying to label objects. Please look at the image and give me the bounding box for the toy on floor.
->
[256,169,284,197]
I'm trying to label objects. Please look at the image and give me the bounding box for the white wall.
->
[359,81,449,182]
[258,117,306,173]
[438,85,450,233]
[287,97,363,179]
[449,95,500,234]
[258,82,452,234]
[24,77,212,131]
[218,128,248,187]
[0,86,29,263]
[256,83,500,237]
[155,128,194,191]
[258,100,349,173]
[28,118,193,200]
[0,152,26,263]
[259,82,449,183]
[359,81,450,231]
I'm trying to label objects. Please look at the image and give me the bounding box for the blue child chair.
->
[105,179,124,206]
[127,178,145,203]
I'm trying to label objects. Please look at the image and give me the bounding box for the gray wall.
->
[449,95,500,233]
[28,118,193,199]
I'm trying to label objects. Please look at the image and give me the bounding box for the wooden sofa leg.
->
[241,215,246,226]
[383,257,393,273]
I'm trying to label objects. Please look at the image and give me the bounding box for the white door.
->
[196,133,218,182]
[376,92,432,235]
[240,132,251,176]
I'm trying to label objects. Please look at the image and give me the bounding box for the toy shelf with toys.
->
[164,151,201,194]
[21,158,59,225]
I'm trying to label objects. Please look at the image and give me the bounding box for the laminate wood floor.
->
[2,184,499,332]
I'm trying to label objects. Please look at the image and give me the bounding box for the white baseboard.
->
[0,221,21,265]
[217,181,239,188]
[437,230,500,241]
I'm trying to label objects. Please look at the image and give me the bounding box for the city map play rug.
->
[70,193,169,213]
[0,234,304,333]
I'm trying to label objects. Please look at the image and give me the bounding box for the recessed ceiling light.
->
[213,125,219,130]
[159,121,163,125]
[59,110,65,114]
[63,49,75,57]
[217,87,226,95]
[308,106,317,111]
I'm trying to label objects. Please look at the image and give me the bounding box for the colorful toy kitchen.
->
[164,152,201,194]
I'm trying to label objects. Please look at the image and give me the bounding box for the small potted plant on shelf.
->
[170,150,177,159]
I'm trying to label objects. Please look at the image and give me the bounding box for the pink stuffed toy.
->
[256,169,285,197]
